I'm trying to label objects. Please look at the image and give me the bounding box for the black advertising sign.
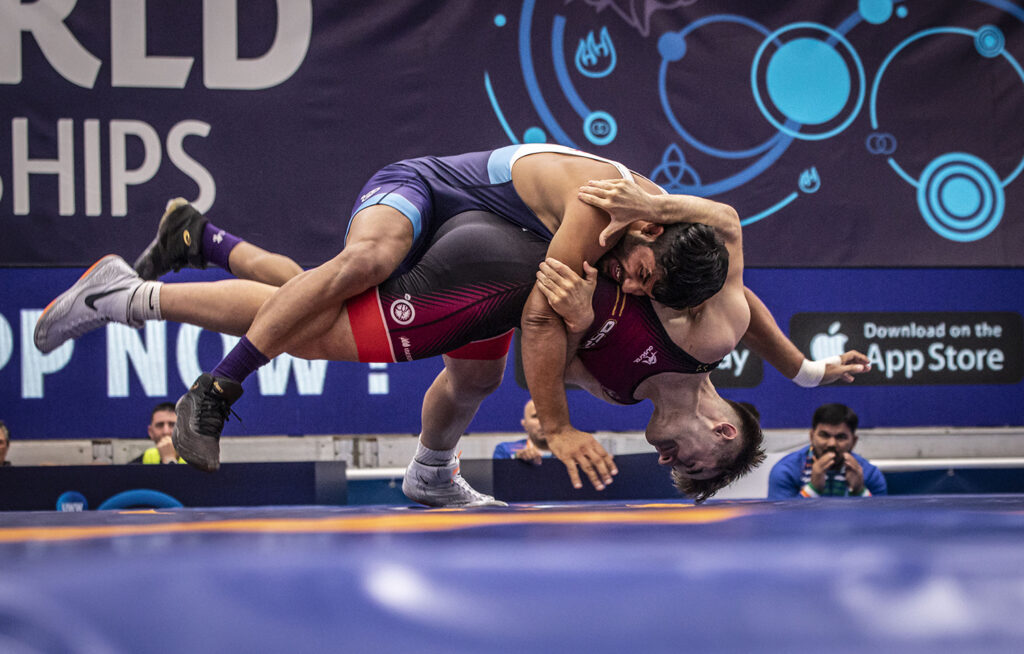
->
[789,312,1023,385]
[710,347,763,388]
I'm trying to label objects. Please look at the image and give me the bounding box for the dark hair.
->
[812,403,858,432]
[672,399,766,503]
[150,402,176,421]
[650,222,729,310]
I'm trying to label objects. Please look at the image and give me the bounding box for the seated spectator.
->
[0,420,10,466]
[767,403,887,498]
[493,399,551,465]
[131,403,185,464]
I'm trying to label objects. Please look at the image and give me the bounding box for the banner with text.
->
[2,1,1023,267]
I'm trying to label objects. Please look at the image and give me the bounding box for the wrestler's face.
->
[601,230,662,297]
[645,428,727,481]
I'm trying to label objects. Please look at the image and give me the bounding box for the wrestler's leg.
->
[33,260,295,354]
[419,356,506,451]
[243,205,412,361]
[225,242,303,286]
[134,197,303,286]
[403,355,509,507]
[159,280,278,336]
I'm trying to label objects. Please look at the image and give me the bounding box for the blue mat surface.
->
[2,496,1023,653]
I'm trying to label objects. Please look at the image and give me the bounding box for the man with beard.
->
[767,403,887,498]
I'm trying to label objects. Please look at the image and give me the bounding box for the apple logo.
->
[810,321,848,360]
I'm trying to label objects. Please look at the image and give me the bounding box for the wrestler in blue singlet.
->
[348,145,718,386]
[349,144,635,275]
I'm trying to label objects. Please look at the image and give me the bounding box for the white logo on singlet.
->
[584,319,617,349]
[361,186,382,203]
[634,345,657,365]
[390,295,415,325]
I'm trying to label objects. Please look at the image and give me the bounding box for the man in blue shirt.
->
[767,403,887,498]
[493,399,551,465]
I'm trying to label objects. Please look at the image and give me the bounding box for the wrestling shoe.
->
[402,457,508,508]
[173,373,244,473]
[34,255,144,354]
[133,197,209,279]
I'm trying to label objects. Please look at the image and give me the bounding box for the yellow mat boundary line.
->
[0,506,748,543]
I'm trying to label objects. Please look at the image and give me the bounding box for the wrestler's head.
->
[646,398,765,503]
[600,221,728,310]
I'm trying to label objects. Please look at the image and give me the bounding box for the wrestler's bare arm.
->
[520,200,616,491]
[578,178,741,248]
[535,258,597,340]
[650,192,748,362]
[742,287,870,385]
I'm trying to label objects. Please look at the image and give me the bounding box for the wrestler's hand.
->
[536,258,597,333]
[578,178,660,247]
[822,350,872,384]
[545,426,617,490]
[515,440,545,466]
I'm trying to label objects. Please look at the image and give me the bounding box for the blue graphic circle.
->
[659,15,788,161]
[752,23,866,141]
[897,6,908,18]
[859,0,894,25]
[929,166,992,231]
[941,175,981,218]
[56,491,88,511]
[657,32,687,62]
[494,14,507,27]
[917,153,1004,242]
[523,126,547,143]
[766,38,851,125]
[975,25,1005,58]
[584,111,617,146]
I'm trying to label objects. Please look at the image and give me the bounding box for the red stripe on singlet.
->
[347,288,397,362]
[445,329,514,360]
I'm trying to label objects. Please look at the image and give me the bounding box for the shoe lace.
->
[196,393,241,435]
[451,474,491,502]
[450,453,492,503]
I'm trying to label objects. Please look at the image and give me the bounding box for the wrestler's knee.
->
[332,238,407,287]
[444,357,506,400]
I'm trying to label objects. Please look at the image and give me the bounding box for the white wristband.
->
[792,356,841,387]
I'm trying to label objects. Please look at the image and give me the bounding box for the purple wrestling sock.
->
[202,222,244,272]
[212,336,269,383]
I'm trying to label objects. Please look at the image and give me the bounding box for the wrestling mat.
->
[2,496,1022,653]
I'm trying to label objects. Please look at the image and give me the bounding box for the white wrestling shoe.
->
[34,255,144,353]
[403,457,508,508]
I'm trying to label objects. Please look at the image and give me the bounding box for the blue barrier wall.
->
[1,267,1020,438]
